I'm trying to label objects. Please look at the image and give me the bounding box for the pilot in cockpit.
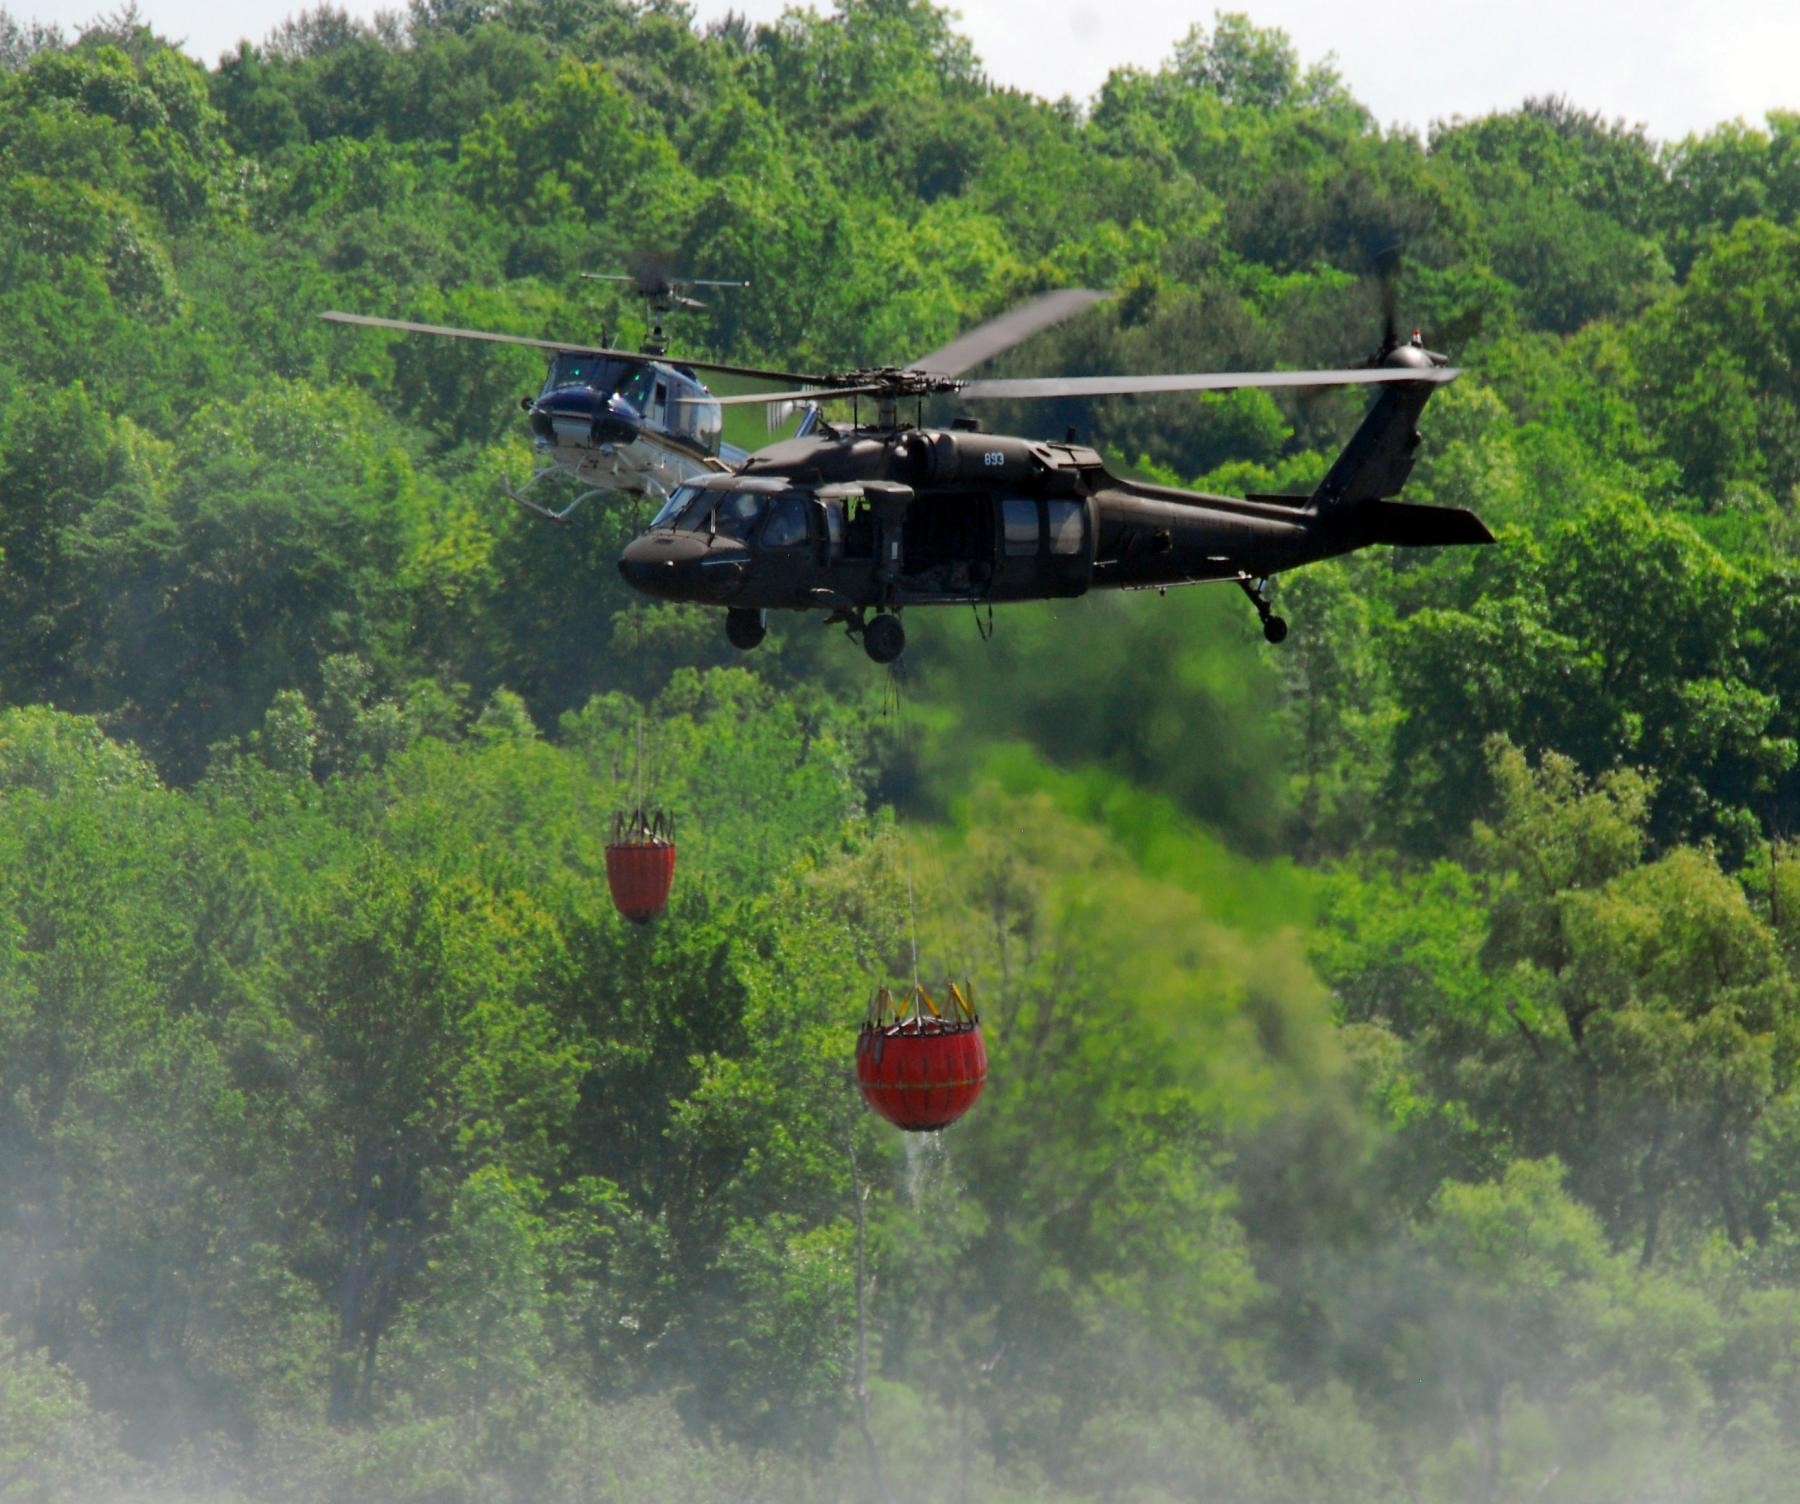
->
[712,490,764,539]
[616,366,655,409]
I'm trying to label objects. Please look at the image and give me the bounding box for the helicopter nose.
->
[530,388,640,447]
[618,531,748,603]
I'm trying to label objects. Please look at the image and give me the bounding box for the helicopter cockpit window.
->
[616,366,655,410]
[544,354,621,393]
[652,485,702,530]
[675,488,718,532]
[1003,498,1041,557]
[1047,500,1086,556]
[760,495,810,548]
[712,490,766,539]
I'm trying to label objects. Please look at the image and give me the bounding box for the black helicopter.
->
[321,270,819,520]
[614,290,1494,662]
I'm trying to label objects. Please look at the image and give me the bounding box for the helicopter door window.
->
[760,496,810,548]
[821,499,847,558]
[691,398,723,449]
[1002,498,1041,557]
[1046,500,1086,556]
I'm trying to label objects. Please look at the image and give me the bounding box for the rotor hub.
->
[836,367,966,398]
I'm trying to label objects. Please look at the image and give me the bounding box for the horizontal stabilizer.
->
[1362,500,1494,548]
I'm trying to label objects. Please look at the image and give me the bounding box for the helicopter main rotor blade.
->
[672,354,832,384]
[321,310,624,355]
[909,288,1109,378]
[958,366,1461,400]
[686,363,1462,408]
[580,273,750,290]
[677,286,1114,404]
[319,311,825,386]
[681,384,891,408]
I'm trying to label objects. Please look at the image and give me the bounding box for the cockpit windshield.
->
[648,485,773,537]
[650,485,702,529]
[542,353,627,394]
[712,491,765,539]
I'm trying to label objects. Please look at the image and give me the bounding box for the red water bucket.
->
[605,840,676,923]
[856,984,986,1131]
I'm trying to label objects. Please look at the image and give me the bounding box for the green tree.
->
[1460,745,1793,1263]
[1384,496,1790,857]
[0,1318,127,1500]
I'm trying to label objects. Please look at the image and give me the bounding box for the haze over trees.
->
[6,3,1800,1499]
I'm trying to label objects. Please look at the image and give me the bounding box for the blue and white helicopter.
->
[322,271,818,522]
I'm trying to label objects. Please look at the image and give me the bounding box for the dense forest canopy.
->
[6,2,1800,1499]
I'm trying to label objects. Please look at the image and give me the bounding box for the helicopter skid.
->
[503,458,622,523]
[504,479,603,524]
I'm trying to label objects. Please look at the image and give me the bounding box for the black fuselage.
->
[618,430,1391,611]
[615,361,1493,654]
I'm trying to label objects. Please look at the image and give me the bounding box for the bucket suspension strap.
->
[864,981,978,1029]
[612,807,675,845]
[947,981,977,1023]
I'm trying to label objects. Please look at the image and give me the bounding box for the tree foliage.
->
[7,3,1800,1498]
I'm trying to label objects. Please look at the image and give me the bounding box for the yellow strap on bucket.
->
[948,981,976,1022]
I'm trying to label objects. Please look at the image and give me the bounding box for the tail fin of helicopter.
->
[1307,378,1439,515]
[1357,499,1493,547]
[1304,367,1493,546]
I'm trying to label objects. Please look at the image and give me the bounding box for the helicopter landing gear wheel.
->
[725,607,767,651]
[1236,576,1288,645]
[863,612,905,664]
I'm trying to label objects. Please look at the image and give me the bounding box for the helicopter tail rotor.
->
[583,260,750,356]
[1371,239,1403,359]
[1308,248,1457,515]
[582,260,750,315]
[1358,239,1446,367]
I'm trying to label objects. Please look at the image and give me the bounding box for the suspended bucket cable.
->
[851,678,987,1130]
[855,981,987,1132]
[606,805,677,923]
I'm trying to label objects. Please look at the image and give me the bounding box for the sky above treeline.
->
[11,0,1797,145]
